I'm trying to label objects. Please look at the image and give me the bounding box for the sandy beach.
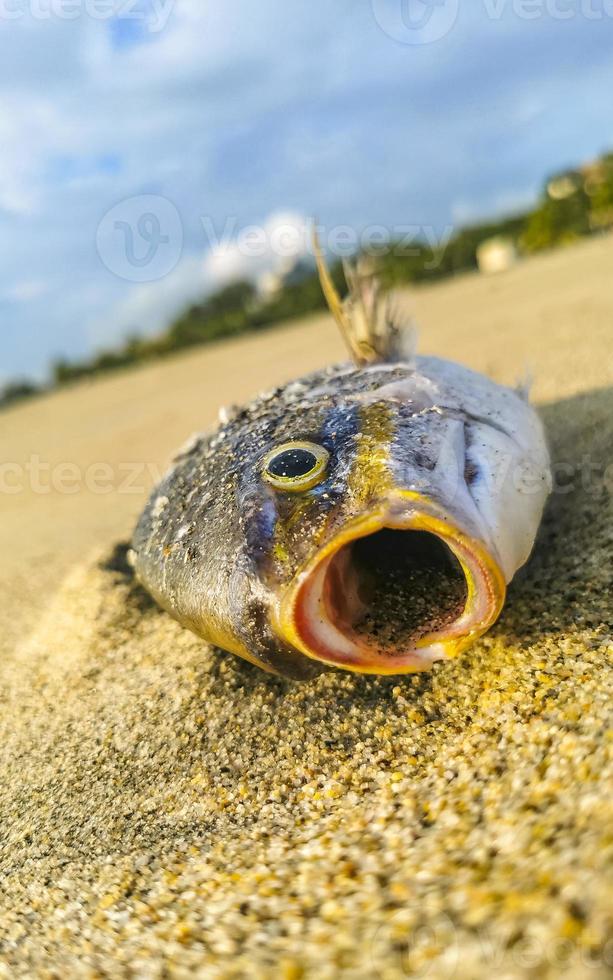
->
[0,235,612,977]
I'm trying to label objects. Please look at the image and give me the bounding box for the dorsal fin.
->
[313,227,416,367]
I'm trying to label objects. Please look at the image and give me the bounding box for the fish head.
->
[132,234,549,679]
[214,363,510,677]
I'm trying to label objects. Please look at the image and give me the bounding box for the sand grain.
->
[1,237,612,978]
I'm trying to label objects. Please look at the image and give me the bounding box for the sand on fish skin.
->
[0,235,613,978]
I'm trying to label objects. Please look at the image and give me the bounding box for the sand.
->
[351,531,469,650]
[0,234,612,978]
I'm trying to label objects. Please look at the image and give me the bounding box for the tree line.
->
[3,152,613,410]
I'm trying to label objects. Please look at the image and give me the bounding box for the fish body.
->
[132,239,551,679]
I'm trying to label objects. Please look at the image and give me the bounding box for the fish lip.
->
[272,491,506,676]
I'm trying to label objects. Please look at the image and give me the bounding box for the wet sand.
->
[0,234,612,977]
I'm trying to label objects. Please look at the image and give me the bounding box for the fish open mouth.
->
[275,496,506,674]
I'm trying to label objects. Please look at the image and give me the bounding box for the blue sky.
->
[1,0,613,381]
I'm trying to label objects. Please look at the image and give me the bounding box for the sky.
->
[1,0,613,381]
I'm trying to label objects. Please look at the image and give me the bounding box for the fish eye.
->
[262,441,329,492]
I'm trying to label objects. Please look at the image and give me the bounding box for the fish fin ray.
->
[313,222,417,366]
[312,227,353,349]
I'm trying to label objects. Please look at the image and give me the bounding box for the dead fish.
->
[132,234,551,679]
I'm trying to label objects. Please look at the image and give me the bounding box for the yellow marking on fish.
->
[273,540,290,563]
[272,495,318,568]
[348,403,395,504]
[273,403,395,575]
[274,403,395,571]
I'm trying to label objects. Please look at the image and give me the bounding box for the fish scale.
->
[132,234,550,679]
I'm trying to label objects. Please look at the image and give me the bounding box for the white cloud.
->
[2,279,50,303]
[203,210,309,287]
[90,209,310,348]
[1,3,613,378]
